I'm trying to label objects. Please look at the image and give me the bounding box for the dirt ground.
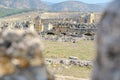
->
[55,75,89,80]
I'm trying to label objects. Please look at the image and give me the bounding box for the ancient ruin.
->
[0,12,100,42]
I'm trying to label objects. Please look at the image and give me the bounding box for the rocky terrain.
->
[45,58,93,67]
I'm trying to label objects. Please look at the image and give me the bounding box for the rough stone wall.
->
[92,0,120,80]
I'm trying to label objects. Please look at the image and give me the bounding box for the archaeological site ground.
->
[0,0,112,80]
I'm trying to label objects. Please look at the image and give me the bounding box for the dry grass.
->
[43,40,96,78]
[47,64,92,78]
[43,40,96,60]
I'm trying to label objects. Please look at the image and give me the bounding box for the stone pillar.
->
[34,16,43,33]
[90,13,95,24]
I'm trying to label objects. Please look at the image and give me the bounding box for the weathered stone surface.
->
[0,29,54,80]
[92,0,120,80]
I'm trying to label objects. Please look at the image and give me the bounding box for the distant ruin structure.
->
[0,12,101,40]
[89,13,95,24]
[34,16,43,33]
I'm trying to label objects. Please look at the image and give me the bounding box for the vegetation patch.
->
[43,40,96,60]
[44,40,96,78]
[0,8,35,18]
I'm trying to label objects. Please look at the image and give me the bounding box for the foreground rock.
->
[0,29,54,80]
[92,0,120,80]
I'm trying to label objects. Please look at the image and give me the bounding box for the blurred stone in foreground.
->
[92,0,120,80]
[0,29,54,80]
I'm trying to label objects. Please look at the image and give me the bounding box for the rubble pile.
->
[46,58,93,67]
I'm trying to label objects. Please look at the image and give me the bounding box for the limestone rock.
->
[0,29,54,80]
[92,0,120,80]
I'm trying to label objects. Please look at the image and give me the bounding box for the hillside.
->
[0,0,106,12]
[0,0,50,10]
[51,1,104,12]
[0,0,107,18]
[0,8,35,18]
